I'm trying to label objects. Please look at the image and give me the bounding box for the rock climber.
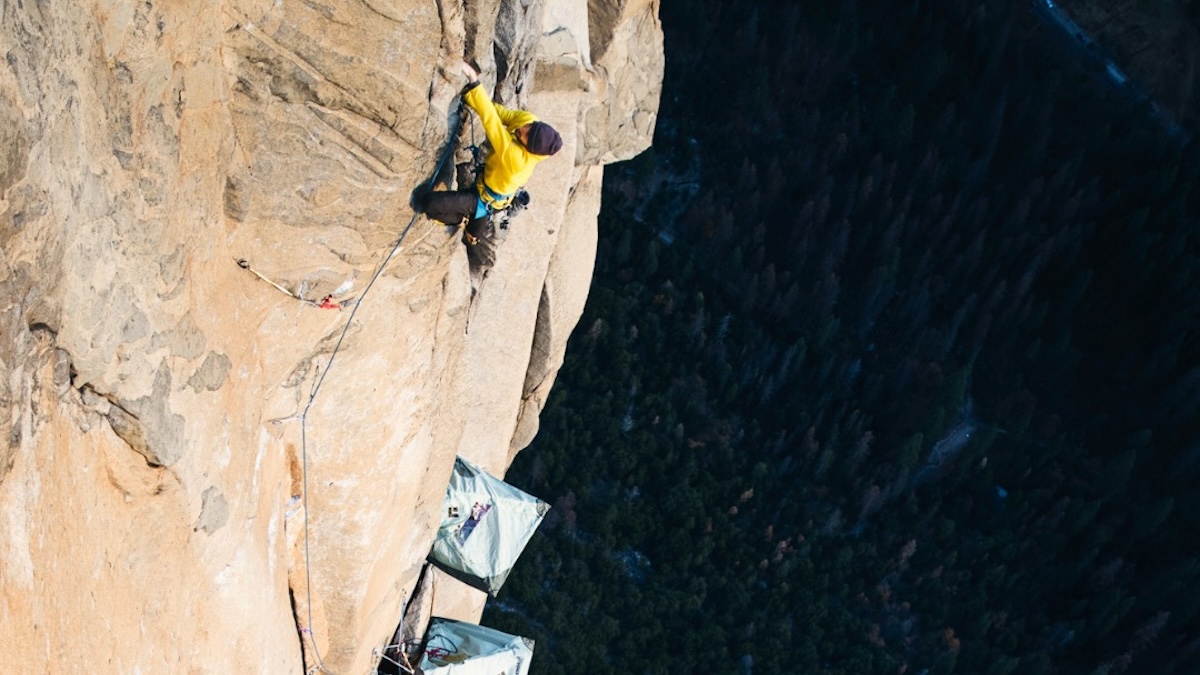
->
[418,61,563,253]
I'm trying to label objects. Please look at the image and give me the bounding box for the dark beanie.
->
[525,121,563,156]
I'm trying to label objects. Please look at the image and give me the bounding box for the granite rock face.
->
[0,0,662,672]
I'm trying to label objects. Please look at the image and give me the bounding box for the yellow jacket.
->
[463,83,549,208]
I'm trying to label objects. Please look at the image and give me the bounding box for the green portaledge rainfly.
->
[428,456,550,596]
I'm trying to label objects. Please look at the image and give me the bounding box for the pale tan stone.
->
[578,0,665,164]
[0,0,662,672]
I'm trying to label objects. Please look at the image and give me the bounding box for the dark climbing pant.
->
[422,189,492,243]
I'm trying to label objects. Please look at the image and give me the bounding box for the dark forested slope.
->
[484,1,1200,673]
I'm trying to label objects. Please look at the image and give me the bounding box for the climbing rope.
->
[296,96,467,675]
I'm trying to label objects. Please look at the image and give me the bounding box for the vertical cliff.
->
[0,0,662,672]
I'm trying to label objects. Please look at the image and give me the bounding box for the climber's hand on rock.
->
[460,61,479,83]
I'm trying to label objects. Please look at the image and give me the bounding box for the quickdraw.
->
[235,258,346,310]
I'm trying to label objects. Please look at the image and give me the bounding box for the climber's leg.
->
[463,213,492,246]
[422,190,477,226]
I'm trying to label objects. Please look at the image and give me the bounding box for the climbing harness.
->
[459,122,529,248]
[479,179,515,212]
[463,124,525,215]
[498,188,530,226]
[296,96,468,675]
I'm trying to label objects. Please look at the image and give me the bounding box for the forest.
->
[481,0,1200,673]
